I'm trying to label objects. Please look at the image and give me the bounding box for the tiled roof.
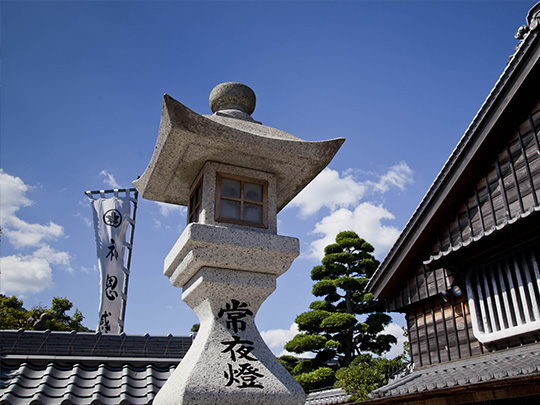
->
[0,330,192,405]
[0,329,191,360]
[367,342,540,402]
[305,388,350,405]
[0,361,176,405]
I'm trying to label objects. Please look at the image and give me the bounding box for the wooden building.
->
[365,2,540,404]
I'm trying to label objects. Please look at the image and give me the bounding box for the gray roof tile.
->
[1,330,191,360]
[369,342,540,401]
[305,388,350,405]
[0,330,189,404]
[1,361,177,405]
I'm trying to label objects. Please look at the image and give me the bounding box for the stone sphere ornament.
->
[209,81,256,115]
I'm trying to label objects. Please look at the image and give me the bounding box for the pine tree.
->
[284,231,397,390]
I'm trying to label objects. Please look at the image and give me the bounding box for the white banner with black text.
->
[90,196,131,334]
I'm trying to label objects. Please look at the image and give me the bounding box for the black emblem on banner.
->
[103,209,122,227]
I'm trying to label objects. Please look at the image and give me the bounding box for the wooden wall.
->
[432,104,540,262]
[407,294,485,367]
[387,101,540,368]
[387,265,451,312]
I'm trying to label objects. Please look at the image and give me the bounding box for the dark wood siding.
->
[387,102,540,367]
[389,103,540,312]
[406,295,485,368]
[387,265,451,311]
[428,104,540,262]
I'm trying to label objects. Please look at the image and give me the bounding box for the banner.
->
[89,195,132,334]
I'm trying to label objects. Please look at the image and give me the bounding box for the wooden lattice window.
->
[188,179,203,224]
[465,244,540,343]
[215,173,267,228]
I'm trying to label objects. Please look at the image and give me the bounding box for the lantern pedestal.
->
[154,267,305,404]
[154,223,304,404]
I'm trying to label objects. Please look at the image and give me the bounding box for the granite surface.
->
[154,267,306,404]
[164,222,299,289]
[132,92,344,211]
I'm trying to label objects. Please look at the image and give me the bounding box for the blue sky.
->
[1,0,536,357]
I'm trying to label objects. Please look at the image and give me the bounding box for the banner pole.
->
[119,189,138,333]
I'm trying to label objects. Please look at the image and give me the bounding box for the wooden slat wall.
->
[387,264,451,311]
[431,105,540,261]
[406,295,485,367]
[388,103,540,313]
[389,103,540,368]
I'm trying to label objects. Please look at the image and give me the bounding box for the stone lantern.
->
[133,82,344,404]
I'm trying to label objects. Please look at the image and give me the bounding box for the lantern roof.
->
[133,83,344,212]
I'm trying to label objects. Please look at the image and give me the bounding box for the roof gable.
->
[368,9,540,299]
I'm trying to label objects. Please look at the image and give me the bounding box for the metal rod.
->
[119,190,138,333]
[85,188,137,196]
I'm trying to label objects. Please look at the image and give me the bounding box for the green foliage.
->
[295,310,331,333]
[0,295,29,330]
[295,367,336,392]
[191,323,200,332]
[292,359,317,375]
[0,294,91,332]
[284,333,327,353]
[335,354,405,401]
[320,313,356,332]
[309,300,334,311]
[278,355,301,374]
[312,280,336,297]
[402,327,410,360]
[284,231,401,393]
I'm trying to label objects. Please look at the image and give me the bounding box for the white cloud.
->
[286,163,412,260]
[289,163,413,219]
[100,170,121,188]
[80,265,98,273]
[289,168,365,217]
[1,246,73,294]
[82,216,92,228]
[307,203,401,261]
[33,245,72,271]
[372,161,413,193]
[76,199,93,228]
[0,170,65,249]
[0,170,33,219]
[1,253,54,294]
[261,323,299,356]
[0,170,72,294]
[6,217,64,248]
[156,202,186,217]
[382,322,407,360]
